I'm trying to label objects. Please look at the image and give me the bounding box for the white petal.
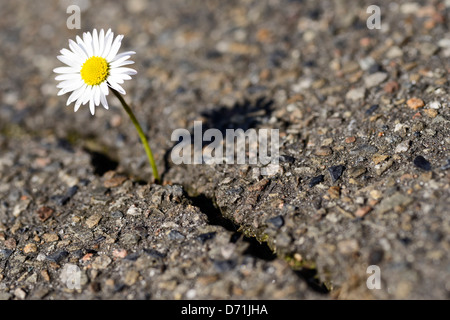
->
[101,30,114,59]
[56,79,83,88]
[111,51,136,62]
[67,84,87,105]
[110,67,137,75]
[75,36,91,58]
[60,48,85,65]
[82,32,94,57]
[100,81,109,96]
[110,55,133,68]
[57,88,67,96]
[69,39,88,60]
[89,97,96,115]
[92,29,100,56]
[82,86,93,105]
[58,80,84,94]
[100,92,109,110]
[107,80,126,95]
[54,66,79,74]
[94,86,101,106]
[74,99,82,112]
[108,74,125,84]
[57,55,82,68]
[98,29,105,57]
[55,73,81,81]
[106,35,124,61]
[112,74,132,82]
[110,60,135,68]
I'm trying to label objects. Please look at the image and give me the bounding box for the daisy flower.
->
[54,28,137,115]
[54,29,160,183]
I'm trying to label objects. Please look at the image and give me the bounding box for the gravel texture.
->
[1,0,449,299]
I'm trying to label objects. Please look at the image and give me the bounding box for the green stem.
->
[112,89,160,184]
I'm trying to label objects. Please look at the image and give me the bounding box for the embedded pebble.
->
[413,156,431,171]
[85,213,102,228]
[407,98,425,110]
[127,205,142,216]
[328,165,345,183]
[309,175,324,188]
[346,87,366,101]
[364,72,388,88]
[266,216,284,229]
[395,141,410,153]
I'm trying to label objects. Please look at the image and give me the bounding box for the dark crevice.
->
[188,194,276,261]
[84,149,119,176]
[187,192,330,294]
[294,269,330,294]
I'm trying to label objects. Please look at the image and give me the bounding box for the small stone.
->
[315,146,332,156]
[103,176,127,188]
[4,238,16,249]
[13,199,31,217]
[395,141,410,153]
[327,186,340,199]
[350,144,378,156]
[355,206,372,218]
[213,259,236,272]
[23,243,37,254]
[441,159,450,171]
[124,270,140,286]
[85,213,102,228]
[345,136,356,143]
[143,249,166,259]
[368,249,384,265]
[14,288,27,300]
[36,206,54,222]
[337,239,359,254]
[46,250,69,263]
[328,165,345,183]
[365,104,379,115]
[423,109,438,118]
[385,46,403,59]
[346,87,366,101]
[375,159,394,176]
[429,101,441,109]
[196,232,217,244]
[372,154,389,164]
[348,167,367,178]
[112,249,128,259]
[92,255,112,270]
[42,233,59,242]
[120,233,141,245]
[376,192,413,214]
[413,156,431,171]
[407,98,425,110]
[168,230,185,240]
[266,216,284,229]
[322,138,333,146]
[370,190,382,200]
[419,43,439,57]
[364,72,388,88]
[384,81,400,93]
[0,249,14,259]
[309,175,324,188]
[40,270,51,282]
[126,205,142,216]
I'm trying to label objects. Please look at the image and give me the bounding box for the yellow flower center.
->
[80,56,109,86]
